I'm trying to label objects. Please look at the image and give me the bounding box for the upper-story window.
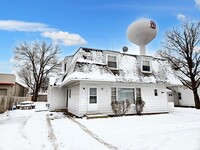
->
[64,63,67,72]
[107,55,117,69]
[141,59,152,73]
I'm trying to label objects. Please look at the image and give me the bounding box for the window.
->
[178,92,182,100]
[64,63,67,72]
[0,89,7,95]
[89,88,97,103]
[168,94,173,96]
[111,87,116,101]
[69,89,71,98]
[142,60,151,73]
[111,88,135,103]
[136,88,141,101]
[154,89,158,96]
[118,88,135,103]
[107,55,117,69]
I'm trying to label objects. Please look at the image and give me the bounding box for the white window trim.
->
[106,54,118,69]
[88,87,98,104]
[111,87,135,104]
[141,59,152,73]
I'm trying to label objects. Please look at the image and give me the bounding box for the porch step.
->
[85,114,109,119]
[54,109,68,112]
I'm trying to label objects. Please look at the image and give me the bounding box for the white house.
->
[167,86,200,107]
[48,18,181,117]
[48,47,181,116]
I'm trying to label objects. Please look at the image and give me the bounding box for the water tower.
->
[127,18,157,55]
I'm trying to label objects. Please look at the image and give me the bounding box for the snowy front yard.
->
[0,103,200,150]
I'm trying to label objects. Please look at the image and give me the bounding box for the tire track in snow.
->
[46,114,59,150]
[67,116,118,150]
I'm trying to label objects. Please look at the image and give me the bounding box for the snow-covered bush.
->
[111,100,131,116]
[135,98,145,115]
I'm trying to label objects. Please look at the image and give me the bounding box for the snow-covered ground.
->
[0,103,200,150]
[77,108,200,150]
[0,102,52,150]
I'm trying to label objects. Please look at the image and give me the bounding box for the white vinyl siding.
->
[67,84,80,116]
[74,81,169,117]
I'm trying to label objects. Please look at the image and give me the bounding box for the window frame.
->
[141,59,152,73]
[154,89,158,96]
[111,87,135,104]
[136,88,141,101]
[178,92,182,100]
[107,55,118,69]
[68,89,71,99]
[89,87,98,104]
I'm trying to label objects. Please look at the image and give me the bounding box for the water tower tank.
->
[127,18,157,55]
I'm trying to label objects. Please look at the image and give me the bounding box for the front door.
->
[88,87,98,112]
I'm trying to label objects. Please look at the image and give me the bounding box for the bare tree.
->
[159,20,200,109]
[14,41,61,101]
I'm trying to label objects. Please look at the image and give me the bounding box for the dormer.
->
[106,54,118,69]
[141,56,152,74]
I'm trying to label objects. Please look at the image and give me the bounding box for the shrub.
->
[135,98,145,115]
[111,99,131,116]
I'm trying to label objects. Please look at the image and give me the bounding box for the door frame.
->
[88,87,98,112]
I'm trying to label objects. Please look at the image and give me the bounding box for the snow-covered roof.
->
[55,47,181,86]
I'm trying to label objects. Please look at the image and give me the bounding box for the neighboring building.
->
[14,82,28,97]
[0,74,16,96]
[0,73,28,97]
[167,86,200,107]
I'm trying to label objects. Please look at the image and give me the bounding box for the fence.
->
[0,96,31,113]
